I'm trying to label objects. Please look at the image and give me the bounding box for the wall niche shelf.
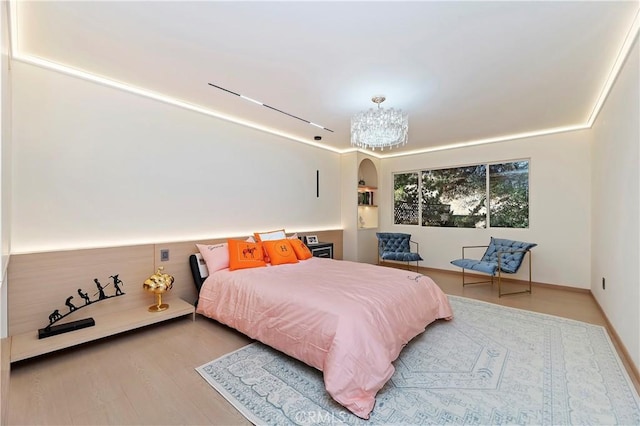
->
[357,185,377,207]
[357,159,378,229]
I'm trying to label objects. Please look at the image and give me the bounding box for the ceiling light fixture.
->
[351,96,408,151]
[209,83,334,132]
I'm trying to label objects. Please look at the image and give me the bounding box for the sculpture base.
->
[38,318,95,339]
[148,303,169,312]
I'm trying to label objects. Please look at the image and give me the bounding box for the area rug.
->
[196,296,640,425]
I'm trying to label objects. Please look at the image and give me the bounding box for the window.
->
[422,165,486,228]
[394,172,419,225]
[393,160,529,228]
[489,161,530,228]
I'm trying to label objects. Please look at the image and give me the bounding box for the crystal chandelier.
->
[351,96,408,151]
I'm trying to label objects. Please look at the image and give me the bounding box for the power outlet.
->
[160,249,170,262]
[602,277,605,290]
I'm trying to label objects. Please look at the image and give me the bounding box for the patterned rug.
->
[196,296,640,425]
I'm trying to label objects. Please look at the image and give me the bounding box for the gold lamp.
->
[143,266,174,312]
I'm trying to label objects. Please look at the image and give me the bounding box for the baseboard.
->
[427,266,591,293]
[591,296,640,390]
[379,262,591,294]
[0,336,10,426]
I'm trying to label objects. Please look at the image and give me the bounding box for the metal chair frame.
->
[460,245,533,297]
[377,239,422,272]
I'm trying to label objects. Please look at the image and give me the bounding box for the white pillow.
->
[196,243,229,273]
[254,229,287,241]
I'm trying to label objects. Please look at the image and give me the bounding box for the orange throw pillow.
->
[227,239,267,271]
[289,238,313,260]
[262,239,299,266]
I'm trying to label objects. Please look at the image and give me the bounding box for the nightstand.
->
[309,242,334,259]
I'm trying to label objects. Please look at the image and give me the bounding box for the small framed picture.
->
[306,235,319,245]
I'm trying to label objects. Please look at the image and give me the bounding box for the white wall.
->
[0,0,12,338]
[11,62,342,253]
[340,151,358,261]
[379,130,591,288]
[591,37,639,368]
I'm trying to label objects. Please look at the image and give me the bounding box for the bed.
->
[190,252,453,419]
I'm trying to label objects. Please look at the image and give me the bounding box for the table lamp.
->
[143,266,174,312]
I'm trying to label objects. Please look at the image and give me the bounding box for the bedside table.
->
[309,242,333,259]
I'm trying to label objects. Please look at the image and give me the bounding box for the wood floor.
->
[5,268,639,425]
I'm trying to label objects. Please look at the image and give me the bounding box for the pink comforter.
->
[196,257,453,418]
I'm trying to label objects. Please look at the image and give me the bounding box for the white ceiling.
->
[13,1,640,155]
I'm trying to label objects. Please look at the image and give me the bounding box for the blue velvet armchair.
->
[376,232,423,272]
[450,237,537,297]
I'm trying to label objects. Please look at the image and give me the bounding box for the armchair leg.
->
[459,245,493,287]
[404,261,419,273]
[461,268,494,287]
[498,251,533,297]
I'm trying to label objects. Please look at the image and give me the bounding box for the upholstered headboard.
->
[189,253,209,301]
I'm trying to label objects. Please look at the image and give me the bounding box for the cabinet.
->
[310,242,334,259]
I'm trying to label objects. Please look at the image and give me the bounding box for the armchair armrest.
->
[461,245,489,258]
[497,248,530,254]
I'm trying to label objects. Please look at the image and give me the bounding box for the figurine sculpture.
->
[39,274,126,338]
[143,267,174,312]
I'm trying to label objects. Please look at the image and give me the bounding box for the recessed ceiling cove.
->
[15,1,640,154]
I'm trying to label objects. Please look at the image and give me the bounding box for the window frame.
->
[392,158,530,229]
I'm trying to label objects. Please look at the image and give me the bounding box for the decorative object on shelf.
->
[78,288,92,305]
[110,274,125,295]
[93,279,106,300]
[305,235,319,245]
[38,273,127,339]
[351,95,408,151]
[359,178,366,186]
[359,189,376,205]
[143,266,175,312]
[359,191,375,205]
[38,318,96,339]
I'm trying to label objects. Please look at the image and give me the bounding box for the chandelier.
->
[351,96,408,151]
